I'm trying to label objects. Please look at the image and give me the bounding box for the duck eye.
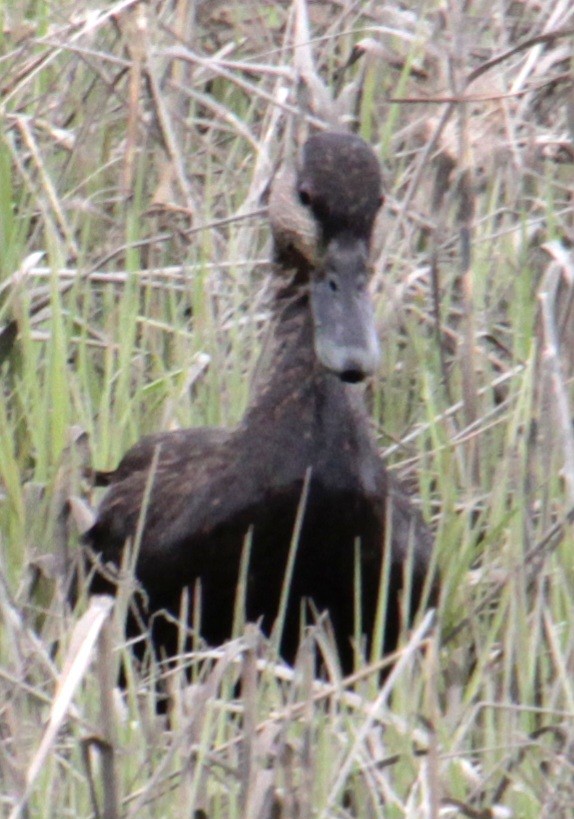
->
[298,184,312,207]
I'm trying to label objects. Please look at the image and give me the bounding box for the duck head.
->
[269,131,383,383]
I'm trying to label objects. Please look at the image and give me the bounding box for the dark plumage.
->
[84,131,435,673]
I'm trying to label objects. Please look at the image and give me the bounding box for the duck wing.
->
[85,428,279,591]
[93,427,229,486]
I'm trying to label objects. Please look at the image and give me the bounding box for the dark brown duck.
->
[85,131,435,672]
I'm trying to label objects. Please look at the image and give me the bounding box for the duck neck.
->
[249,284,323,408]
[244,274,369,431]
[238,276,381,496]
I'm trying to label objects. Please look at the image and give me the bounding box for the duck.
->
[84,130,436,674]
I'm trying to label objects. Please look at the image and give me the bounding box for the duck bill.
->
[310,239,380,383]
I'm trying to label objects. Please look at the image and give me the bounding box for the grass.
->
[1,0,574,815]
